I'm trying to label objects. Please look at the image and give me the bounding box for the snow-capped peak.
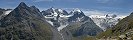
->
[73,8,82,13]
[57,9,63,13]
[49,7,58,16]
[89,14,126,31]
[51,7,55,11]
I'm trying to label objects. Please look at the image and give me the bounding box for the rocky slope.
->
[60,9,103,40]
[0,2,59,40]
[42,8,103,40]
[93,12,133,40]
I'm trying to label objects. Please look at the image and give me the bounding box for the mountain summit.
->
[18,2,28,8]
[0,2,53,40]
[68,9,88,22]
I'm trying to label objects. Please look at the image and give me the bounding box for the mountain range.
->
[89,14,122,31]
[0,2,131,40]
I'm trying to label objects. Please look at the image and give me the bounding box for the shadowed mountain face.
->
[59,9,103,40]
[66,10,103,36]
[0,8,5,15]
[0,2,53,40]
[0,8,6,19]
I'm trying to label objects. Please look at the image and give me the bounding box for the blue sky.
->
[0,0,133,16]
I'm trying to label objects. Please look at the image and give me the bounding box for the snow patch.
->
[60,15,73,17]
[46,20,53,26]
[58,9,63,13]
[57,24,68,31]
[4,10,12,15]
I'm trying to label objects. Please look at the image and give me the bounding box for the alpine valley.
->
[0,2,132,40]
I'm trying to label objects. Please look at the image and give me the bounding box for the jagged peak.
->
[8,2,41,17]
[73,8,82,13]
[19,2,26,6]
[70,8,86,16]
[69,8,84,15]
[57,9,63,12]
[48,7,64,12]
[55,9,64,13]
[49,7,55,11]
[17,2,28,8]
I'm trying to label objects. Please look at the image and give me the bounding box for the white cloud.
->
[34,0,53,2]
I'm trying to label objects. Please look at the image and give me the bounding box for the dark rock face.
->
[0,2,53,40]
[111,12,133,34]
[42,8,55,16]
[60,10,103,40]
[74,21,103,36]
[0,8,5,15]
[65,17,103,36]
